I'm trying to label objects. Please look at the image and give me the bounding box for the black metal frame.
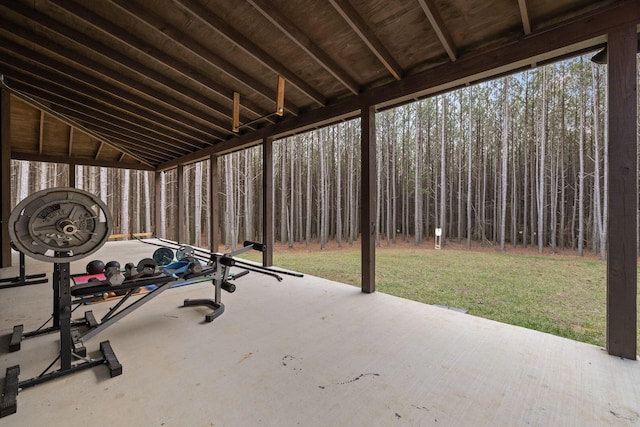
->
[0,250,48,290]
[1,254,121,419]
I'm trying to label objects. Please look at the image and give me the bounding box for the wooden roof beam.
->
[518,0,532,35]
[12,151,155,171]
[47,0,275,124]
[0,10,228,139]
[105,0,300,117]
[157,0,640,170]
[173,0,327,107]
[3,82,153,167]
[5,77,199,157]
[50,105,189,158]
[417,0,457,61]
[4,71,210,151]
[328,0,403,80]
[248,0,360,95]
[0,46,222,145]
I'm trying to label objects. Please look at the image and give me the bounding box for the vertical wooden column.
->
[606,25,637,360]
[361,105,376,293]
[0,89,11,267]
[154,170,162,237]
[209,154,219,253]
[262,137,274,267]
[68,162,76,188]
[177,164,185,244]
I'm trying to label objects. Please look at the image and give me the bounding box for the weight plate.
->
[152,247,174,266]
[176,245,195,261]
[9,188,112,263]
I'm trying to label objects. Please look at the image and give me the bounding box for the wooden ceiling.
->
[1,0,638,170]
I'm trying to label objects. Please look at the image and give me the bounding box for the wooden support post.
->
[361,105,376,293]
[232,92,240,133]
[177,164,185,244]
[262,137,274,267]
[606,25,637,360]
[209,154,219,253]
[0,89,11,267]
[276,76,285,116]
[68,162,76,188]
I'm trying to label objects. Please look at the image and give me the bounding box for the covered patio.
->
[0,0,639,423]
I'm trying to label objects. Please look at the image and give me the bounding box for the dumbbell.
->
[86,259,105,275]
[136,258,158,276]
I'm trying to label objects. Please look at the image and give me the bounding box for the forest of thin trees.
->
[9,53,640,259]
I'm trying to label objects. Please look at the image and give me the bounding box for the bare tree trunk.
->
[457,92,463,243]
[305,137,312,246]
[415,107,423,245]
[578,59,585,256]
[559,66,566,250]
[121,169,130,236]
[591,63,605,260]
[159,171,166,238]
[319,132,327,249]
[537,68,547,254]
[500,78,509,252]
[194,162,202,246]
[279,144,287,243]
[550,144,558,253]
[466,87,473,249]
[439,96,446,246]
[391,114,397,244]
[336,126,343,247]
[601,67,608,260]
[385,114,391,246]
[224,155,237,250]
[288,141,295,247]
[375,130,382,247]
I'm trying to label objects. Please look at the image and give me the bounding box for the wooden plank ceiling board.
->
[0,0,634,170]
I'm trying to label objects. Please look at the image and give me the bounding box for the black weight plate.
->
[153,247,174,266]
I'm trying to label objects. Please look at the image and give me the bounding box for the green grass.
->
[241,244,640,350]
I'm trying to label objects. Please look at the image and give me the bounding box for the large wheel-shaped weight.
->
[9,188,113,262]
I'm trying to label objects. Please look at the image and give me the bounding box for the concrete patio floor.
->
[0,240,639,426]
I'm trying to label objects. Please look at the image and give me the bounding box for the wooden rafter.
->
[46,1,248,133]
[3,80,155,168]
[95,141,104,160]
[328,0,403,80]
[0,18,229,140]
[158,0,640,168]
[247,0,360,95]
[0,48,222,145]
[68,126,73,157]
[518,0,532,35]
[11,151,153,170]
[173,0,327,107]
[417,0,457,61]
[50,104,190,158]
[0,78,200,165]
[105,0,299,117]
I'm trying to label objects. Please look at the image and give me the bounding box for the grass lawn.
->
[240,242,640,351]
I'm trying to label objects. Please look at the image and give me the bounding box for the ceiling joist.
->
[0,0,636,171]
[328,0,403,80]
[247,0,360,95]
